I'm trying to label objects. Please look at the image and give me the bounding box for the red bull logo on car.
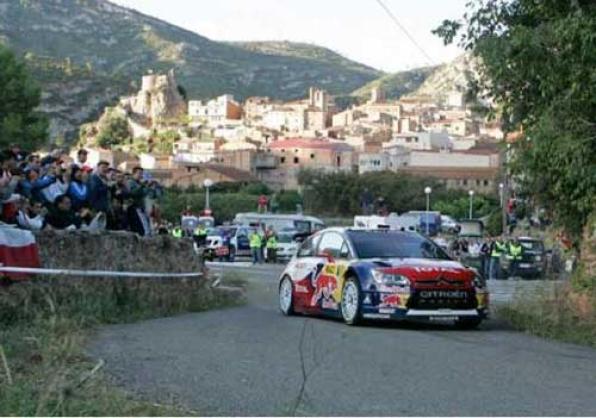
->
[311,272,339,309]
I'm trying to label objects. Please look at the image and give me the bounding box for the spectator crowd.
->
[0,144,165,235]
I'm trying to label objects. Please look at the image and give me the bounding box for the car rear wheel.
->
[454,317,482,330]
[279,276,294,316]
[341,277,361,325]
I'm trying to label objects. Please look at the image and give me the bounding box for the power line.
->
[374,0,435,66]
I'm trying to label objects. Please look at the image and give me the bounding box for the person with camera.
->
[126,166,151,236]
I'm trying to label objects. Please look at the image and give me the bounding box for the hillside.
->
[351,66,437,100]
[408,53,481,99]
[229,41,380,75]
[0,0,382,143]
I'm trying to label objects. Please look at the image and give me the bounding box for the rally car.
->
[278,228,489,328]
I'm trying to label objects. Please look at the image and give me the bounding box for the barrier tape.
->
[0,266,203,279]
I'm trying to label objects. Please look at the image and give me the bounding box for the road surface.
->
[89,263,595,416]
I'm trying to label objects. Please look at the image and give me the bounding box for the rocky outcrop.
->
[120,69,187,126]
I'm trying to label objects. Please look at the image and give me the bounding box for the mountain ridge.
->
[0,0,383,142]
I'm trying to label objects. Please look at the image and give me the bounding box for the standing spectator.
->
[0,151,19,202]
[25,154,41,171]
[193,222,208,246]
[17,198,46,231]
[46,194,81,230]
[480,239,491,278]
[507,238,524,278]
[249,229,263,264]
[266,230,278,263]
[360,188,374,215]
[109,169,129,202]
[375,197,389,216]
[126,166,151,236]
[489,236,507,279]
[257,194,268,213]
[73,149,91,171]
[106,196,127,231]
[9,143,27,163]
[88,161,110,213]
[40,165,70,204]
[67,166,89,212]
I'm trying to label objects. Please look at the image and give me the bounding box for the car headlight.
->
[372,270,410,287]
[473,273,486,289]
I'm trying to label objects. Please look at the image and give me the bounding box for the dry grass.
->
[499,278,596,347]
[0,275,244,416]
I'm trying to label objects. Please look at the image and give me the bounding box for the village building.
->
[188,94,242,125]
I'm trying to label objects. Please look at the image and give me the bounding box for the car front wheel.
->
[341,277,361,325]
[279,276,294,316]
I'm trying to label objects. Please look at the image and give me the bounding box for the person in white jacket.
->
[16,199,46,231]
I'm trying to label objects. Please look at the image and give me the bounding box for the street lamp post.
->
[468,190,475,219]
[203,178,213,211]
[424,186,432,235]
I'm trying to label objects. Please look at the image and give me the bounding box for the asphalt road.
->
[90,263,596,416]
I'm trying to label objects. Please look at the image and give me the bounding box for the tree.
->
[96,111,131,148]
[433,0,596,243]
[0,45,48,150]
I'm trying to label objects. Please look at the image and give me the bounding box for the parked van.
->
[354,213,420,232]
[233,213,325,236]
[406,211,442,236]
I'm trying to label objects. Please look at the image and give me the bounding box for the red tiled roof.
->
[267,138,353,151]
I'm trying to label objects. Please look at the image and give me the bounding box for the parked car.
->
[204,225,255,261]
[234,213,325,236]
[502,237,547,279]
[275,230,300,262]
[440,215,460,234]
[278,228,489,328]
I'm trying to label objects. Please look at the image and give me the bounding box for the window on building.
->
[294,157,299,164]
[295,149,299,153]
[476,180,481,186]
[281,149,285,153]
[281,157,286,164]
[463,179,468,186]
[336,156,341,167]
[310,153,315,159]
[483,180,489,186]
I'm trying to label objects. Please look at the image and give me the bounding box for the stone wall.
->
[34,230,203,274]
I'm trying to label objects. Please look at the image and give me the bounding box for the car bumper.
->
[361,307,488,321]
[361,289,489,321]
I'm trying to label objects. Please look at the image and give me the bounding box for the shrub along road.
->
[90,264,596,416]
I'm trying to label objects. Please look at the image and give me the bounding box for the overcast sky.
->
[111,0,467,73]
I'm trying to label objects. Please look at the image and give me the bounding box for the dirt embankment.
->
[34,230,202,273]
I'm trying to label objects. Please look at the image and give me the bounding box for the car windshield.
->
[347,230,451,260]
[212,227,236,236]
[277,233,295,243]
[519,240,544,251]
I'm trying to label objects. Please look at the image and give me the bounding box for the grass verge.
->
[0,274,245,416]
[498,277,595,347]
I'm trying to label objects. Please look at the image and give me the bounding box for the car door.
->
[286,234,323,310]
[309,232,352,311]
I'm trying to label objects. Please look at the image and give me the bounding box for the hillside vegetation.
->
[351,66,436,100]
[0,0,382,142]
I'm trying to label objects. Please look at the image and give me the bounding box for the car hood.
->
[367,258,475,284]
